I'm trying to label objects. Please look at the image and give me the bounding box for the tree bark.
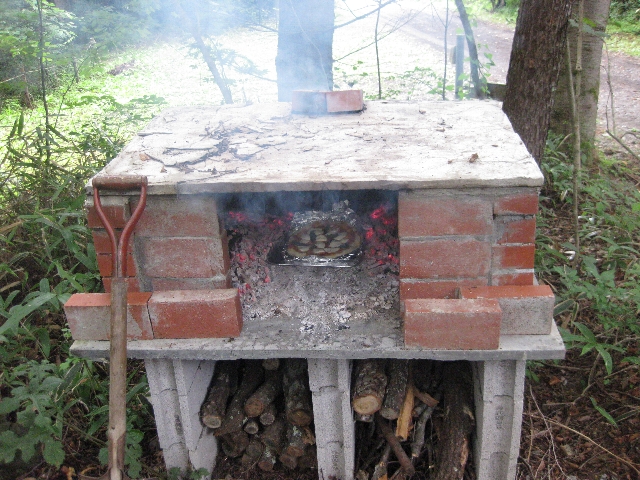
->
[353,359,388,415]
[502,0,572,163]
[433,362,475,480]
[244,368,282,418]
[454,0,486,98]
[241,438,264,467]
[260,416,286,451]
[276,0,335,101]
[200,360,238,429]
[380,359,409,420]
[283,359,314,426]
[221,430,249,458]
[551,0,611,149]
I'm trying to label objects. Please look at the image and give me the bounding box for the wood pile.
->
[200,358,317,473]
[353,360,475,480]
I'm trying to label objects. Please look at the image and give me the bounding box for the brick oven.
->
[67,101,565,480]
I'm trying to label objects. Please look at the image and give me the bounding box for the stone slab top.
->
[70,318,565,362]
[90,101,543,195]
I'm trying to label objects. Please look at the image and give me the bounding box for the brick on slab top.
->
[494,192,539,215]
[133,195,223,238]
[398,192,493,237]
[458,285,554,335]
[86,196,131,229]
[400,277,488,300]
[404,298,502,350]
[148,289,242,339]
[64,292,153,341]
[138,237,229,279]
[400,238,491,279]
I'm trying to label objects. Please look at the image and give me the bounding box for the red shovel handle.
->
[92,176,148,278]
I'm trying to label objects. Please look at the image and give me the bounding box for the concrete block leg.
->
[145,359,189,473]
[307,358,355,480]
[173,360,218,477]
[473,360,526,480]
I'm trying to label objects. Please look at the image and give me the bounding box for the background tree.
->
[276,0,335,101]
[502,0,573,163]
[551,0,612,153]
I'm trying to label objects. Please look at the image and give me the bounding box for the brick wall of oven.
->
[398,187,539,301]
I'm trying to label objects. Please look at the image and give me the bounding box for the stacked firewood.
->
[200,358,317,472]
[353,359,475,480]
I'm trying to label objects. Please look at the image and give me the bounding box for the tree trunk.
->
[551,0,611,149]
[276,0,335,101]
[454,0,486,99]
[502,0,572,163]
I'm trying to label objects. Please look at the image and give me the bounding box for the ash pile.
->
[201,358,318,477]
[223,191,400,340]
[353,359,476,480]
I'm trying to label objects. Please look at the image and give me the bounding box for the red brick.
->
[491,271,534,286]
[139,237,228,278]
[64,292,152,340]
[326,90,364,112]
[400,278,488,300]
[493,245,535,269]
[404,298,501,349]
[494,193,539,215]
[148,289,242,339]
[87,203,130,229]
[400,239,491,278]
[495,217,536,244]
[151,276,229,291]
[103,277,141,293]
[133,196,222,238]
[458,285,554,335]
[399,195,492,237]
[97,254,137,277]
[92,229,133,255]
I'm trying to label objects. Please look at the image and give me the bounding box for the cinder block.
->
[404,298,502,350]
[400,239,491,279]
[148,289,242,339]
[399,194,492,237]
[133,195,222,238]
[139,237,228,278]
[400,278,488,300]
[457,285,554,335]
[64,292,153,340]
[494,192,539,215]
[86,195,130,229]
[492,244,535,269]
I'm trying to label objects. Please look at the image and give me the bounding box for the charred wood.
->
[215,360,264,436]
[200,360,238,429]
[353,359,388,415]
[244,368,282,418]
[380,359,409,420]
[433,361,474,480]
[283,358,314,426]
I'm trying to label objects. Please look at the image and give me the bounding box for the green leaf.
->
[590,397,618,427]
[43,440,65,467]
[0,292,57,335]
[574,322,597,344]
[595,345,614,375]
[0,396,21,414]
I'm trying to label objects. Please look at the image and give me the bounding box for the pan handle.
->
[92,176,148,278]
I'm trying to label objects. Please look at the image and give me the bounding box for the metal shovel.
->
[85,175,148,480]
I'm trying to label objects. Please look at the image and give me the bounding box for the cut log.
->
[283,358,313,426]
[298,445,317,470]
[353,359,388,415]
[220,430,249,458]
[215,360,264,436]
[244,368,282,418]
[200,360,238,429]
[375,414,415,476]
[258,445,277,471]
[395,380,415,441]
[262,358,280,371]
[285,423,306,457]
[380,359,409,420]
[259,402,277,426]
[433,361,475,480]
[260,415,285,451]
[241,437,264,467]
[279,452,298,469]
[301,425,316,446]
[244,418,260,435]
